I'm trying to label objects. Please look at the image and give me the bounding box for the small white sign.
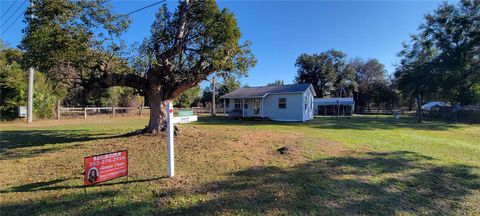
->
[18,106,27,117]
[173,115,198,124]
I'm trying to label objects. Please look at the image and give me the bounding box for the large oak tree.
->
[294,50,356,98]
[21,0,256,133]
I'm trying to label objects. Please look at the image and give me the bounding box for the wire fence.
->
[424,108,480,124]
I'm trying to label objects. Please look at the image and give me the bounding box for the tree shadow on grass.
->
[0,130,104,149]
[1,176,167,193]
[0,189,153,215]
[0,130,140,159]
[196,116,461,131]
[1,176,167,215]
[155,151,480,215]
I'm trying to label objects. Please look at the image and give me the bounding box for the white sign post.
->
[166,101,175,177]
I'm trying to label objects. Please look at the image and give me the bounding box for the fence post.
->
[84,108,87,119]
[139,99,144,116]
[56,100,61,120]
[112,107,115,117]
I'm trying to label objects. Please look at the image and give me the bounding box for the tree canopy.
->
[350,58,395,111]
[395,0,480,105]
[0,42,59,119]
[200,76,241,106]
[21,0,256,133]
[174,86,201,108]
[295,49,356,98]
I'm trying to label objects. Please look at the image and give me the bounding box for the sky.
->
[1,0,449,87]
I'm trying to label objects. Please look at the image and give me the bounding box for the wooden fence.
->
[58,106,224,119]
[190,106,224,114]
[58,106,150,119]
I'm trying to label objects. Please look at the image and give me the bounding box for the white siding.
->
[243,99,253,117]
[223,85,315,122]
[302,89,314,121]
[263,93,303,121]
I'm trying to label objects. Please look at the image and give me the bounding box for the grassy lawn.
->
[1,115,479,215]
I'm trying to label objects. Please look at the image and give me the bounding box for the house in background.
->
[314,97,355,115]
[220,83,315,122]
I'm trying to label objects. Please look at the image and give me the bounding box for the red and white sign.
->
[84,150,128,186]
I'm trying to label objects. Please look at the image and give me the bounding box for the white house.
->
[220,83,316,122]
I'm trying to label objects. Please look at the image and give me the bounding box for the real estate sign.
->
[84,150,128,186]
[18,106,27,117]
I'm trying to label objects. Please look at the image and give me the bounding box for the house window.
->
[244,103,248,109]
[225,99,230,108]
[278,98,286,109]
[234,99,241,109]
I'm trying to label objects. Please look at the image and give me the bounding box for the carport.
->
[313,97,355,116]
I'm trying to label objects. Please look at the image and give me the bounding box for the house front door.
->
[253,98,260,116]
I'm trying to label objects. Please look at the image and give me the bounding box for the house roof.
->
[421,102,450,110]
[221,83,315,99]
[314,97,354,105]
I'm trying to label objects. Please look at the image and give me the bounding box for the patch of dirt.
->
[277,146,298,155]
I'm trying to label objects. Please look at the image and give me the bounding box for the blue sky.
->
[1,0,448,87]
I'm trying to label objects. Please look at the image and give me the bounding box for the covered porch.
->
[222,98,264,118]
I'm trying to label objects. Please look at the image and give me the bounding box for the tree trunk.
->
[416,93,423,123]
[145,89,167,134]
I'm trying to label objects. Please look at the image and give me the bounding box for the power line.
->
[1,0,19,19]
[1,8,25,35]
[1,0,165,36]
[124,0,166,16]
[1,0,27,28]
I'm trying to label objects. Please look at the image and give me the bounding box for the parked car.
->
[421,102,450,111]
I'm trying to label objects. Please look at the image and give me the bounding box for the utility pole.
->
[211,76,216,116]
[27,0,34,123]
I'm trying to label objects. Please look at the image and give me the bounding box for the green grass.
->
[0,115,479,215]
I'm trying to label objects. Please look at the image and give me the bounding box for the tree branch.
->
[86,72,147,91]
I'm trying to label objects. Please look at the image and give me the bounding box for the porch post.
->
[261,98,264,117]
[223,99,226,117]
[242,99,245,118]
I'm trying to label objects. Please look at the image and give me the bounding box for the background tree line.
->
[172,76,241,108]
[295,0,479,115]
[1,40,143,119]
[394,0,480,121]
[294,49,398,112]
